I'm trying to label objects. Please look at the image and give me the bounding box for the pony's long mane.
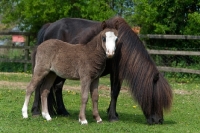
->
[112,17,173,116]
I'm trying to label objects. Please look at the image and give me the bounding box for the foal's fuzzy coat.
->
[22,24,118,124]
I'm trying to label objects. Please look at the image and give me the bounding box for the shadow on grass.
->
[51,109,176,125]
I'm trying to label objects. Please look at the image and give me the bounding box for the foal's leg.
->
[22,69,49,119]
[40,72,57,121]
[79,78,91,125]
[90,78,102,123]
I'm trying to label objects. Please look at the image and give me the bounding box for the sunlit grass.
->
[0,72,200,132]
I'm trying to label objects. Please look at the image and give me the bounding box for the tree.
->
[0,0,115,33]
[184,12,200,35]
[131,0,200,77]
[132,0,200,35]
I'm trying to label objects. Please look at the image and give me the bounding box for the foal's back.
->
[36,39,104,80]
[37,39,86,79]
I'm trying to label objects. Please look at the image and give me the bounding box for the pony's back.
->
[37,23,51,45]
[43,18,100,43]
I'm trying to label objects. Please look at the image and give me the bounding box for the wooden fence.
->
[139,34,200,74]
[1,32,200,74]
[0,31,35,71]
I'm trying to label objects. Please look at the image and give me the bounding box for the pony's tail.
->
[36,23,51,45]
[33,23,50,72]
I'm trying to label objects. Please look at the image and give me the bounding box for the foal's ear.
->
[114,20,119,30]
[101,21,107,30]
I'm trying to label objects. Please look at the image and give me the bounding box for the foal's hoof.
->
[97,118,103,124]
[42,112,52,121]
[22,112,28,119]
[79,118,88,125]
[46,117,52,121]
[22,114,28,119]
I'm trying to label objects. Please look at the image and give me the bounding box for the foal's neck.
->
[86,34,104,53]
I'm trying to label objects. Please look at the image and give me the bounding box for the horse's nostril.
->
[153,117,163,124]
[147,115,163,125]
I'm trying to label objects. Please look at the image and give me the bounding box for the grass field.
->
[0,72,200,133]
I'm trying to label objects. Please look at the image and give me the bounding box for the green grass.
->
[0,72,200,132]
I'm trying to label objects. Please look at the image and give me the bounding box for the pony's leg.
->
[22,70,48,119]
[47,86,57,116]
[31,84,42,116]
[79,78,91,125]
[46,77,69,116]
[107,70,122,122]
[54,78,70,116]
[90,78,102,123]
[40,72,57,121]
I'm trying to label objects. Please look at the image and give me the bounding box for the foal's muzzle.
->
[106,51,115,58]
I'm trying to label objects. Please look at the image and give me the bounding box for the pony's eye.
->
[115,38,118,42]
[102,37,106,42]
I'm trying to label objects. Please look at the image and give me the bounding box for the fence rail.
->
[0,31,35,71]
[148,50,200,56]
[140,34,200,40]
[1,32,200,73]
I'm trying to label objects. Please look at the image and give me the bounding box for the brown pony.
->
[22,22,118,124]
[33,16,173,124]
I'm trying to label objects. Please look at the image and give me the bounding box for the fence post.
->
[24,35,30,72]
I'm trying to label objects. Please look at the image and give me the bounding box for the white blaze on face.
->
[105,31,117,58]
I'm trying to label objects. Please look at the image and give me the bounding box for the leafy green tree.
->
[0,0,115,33]
[132,0,200,35]
[184,12,200,35]
[131,0,200,78]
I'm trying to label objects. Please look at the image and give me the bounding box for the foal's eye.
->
[115,38,118,42]
[102,37,106,42]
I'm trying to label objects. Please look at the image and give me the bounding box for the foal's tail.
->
[36,23,51,45]
[31,47,37,73]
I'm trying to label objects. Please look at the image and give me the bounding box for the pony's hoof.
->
[97,118,102,124]
[108,115,119,122]
[79,118,88,125]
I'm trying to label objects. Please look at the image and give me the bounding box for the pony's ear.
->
[114,20,119,30]
[101,21,107,30]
